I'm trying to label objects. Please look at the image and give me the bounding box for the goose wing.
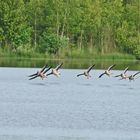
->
[43,66,51,74]
[46,72,53,76]
[99,72,105,78]
[87,64,95,73]
[114,74,121,77]
[55,63,63,70]
[124,67,129,74]
[28,72,38,77]
[29,75,38,80]
[77,73,84,77]
[107,64,116,71]
[133,71,140,77]
[40,64,48,72]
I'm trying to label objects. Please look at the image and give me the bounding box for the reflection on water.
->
[79,83,92,86]
[116,84,128,87]
[30,83,47,86]
[128,87,135,90]
[47,82,60,85]
[0,57,140,70]
[100,84,111,88]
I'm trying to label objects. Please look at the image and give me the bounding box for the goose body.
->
[99,64,116,78]
[77,64,95,79]
[28,64,51,80]
[115,67,129,80]
[128,71,140,81]
[47,63,63,77]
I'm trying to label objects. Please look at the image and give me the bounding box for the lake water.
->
[0,66,140,140]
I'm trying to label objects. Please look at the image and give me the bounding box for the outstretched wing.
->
[43,66,51,74]
[87,64,95,73]
[40,64,48,72]
[99,72,105,78]
[77,73,84,77]
[107,64,116,71]
[28,72,37,77]
[55,63,63,70]
[46,72,53,76]
[124,67,129,74]
[133,71,140,77]
[114,74,121,77]
[29,75,38,80]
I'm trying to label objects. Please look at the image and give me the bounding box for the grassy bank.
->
[0,47,139,70]
[0,47,136,61]
[59,48,136,60]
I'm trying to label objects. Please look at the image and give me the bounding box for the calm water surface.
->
[0,67,140,140]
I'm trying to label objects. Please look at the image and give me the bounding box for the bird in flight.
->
[114,67,129,80]
[99,64,116,78]
[46,63,63,77]
[28,64,51,80]
[77,64,95,79]
[128,71,140,81]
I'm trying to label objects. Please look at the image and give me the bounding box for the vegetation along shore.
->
[0,0,140,60]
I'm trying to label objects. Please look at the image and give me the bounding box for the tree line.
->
[0,0,140,58]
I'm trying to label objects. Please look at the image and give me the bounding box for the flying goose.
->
[99,64,116,78]
[114,67,129,80]
[128,71,140,81]
[77,64,95,79]
[28,64,51,80]
[46,62,63,77]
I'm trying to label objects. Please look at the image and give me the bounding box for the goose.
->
[46,62,63,77]
[77,64,95,79]
[114,67,129,80]
[28,64,51,80]
[99,64,116,78]
[128,71,140,81]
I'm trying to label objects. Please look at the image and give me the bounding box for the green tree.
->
[0,0,31,49]
[39,32,68,54]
